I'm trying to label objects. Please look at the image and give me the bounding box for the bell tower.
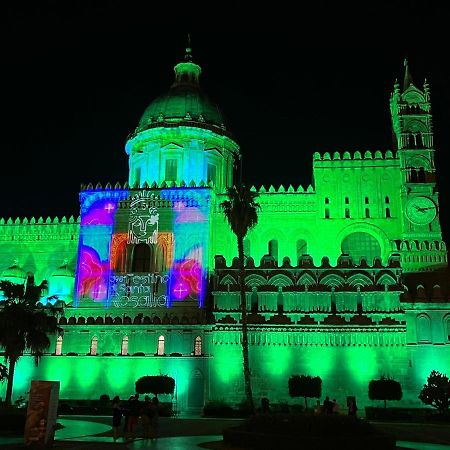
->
[390,59,447,271]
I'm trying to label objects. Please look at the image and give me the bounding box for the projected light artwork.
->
[75,191,128,306]
[75,187,210,309]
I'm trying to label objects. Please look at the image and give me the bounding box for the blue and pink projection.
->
[74,188,211,309]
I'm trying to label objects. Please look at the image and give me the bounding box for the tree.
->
[368,376,403,409]
[288,375,322,409]
[221,184,260,413]
[135,375,175,398]
[0,280,61,405]
[419,370,450,414]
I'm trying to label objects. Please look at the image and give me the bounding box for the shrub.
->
[135,375,175,397]
[288,375,322,409]
[419,370,450,414]
[368,376,402,408]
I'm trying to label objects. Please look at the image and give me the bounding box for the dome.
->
[51,261,74,278]
[135,50,228,135]
[1,261,27,284]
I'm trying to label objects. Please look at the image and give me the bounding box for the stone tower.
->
[390,59,446,271]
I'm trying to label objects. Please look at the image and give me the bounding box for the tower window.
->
[365,208,370,218]
[55,335,63,356]
[345,208,350,219]
[345,197,349,204]
[325,197,330,204]
[296,239,307,260]
[194,336,202,356]
[268,240,278,264]
[325,208,330,219]
[165,159,178,182]
[135,167,141,188]
[385,208,391,218]
[157,335,165,356]
[121,336,128,355]
[418,168,426,182]
[365,197,369,204]
[207,163,217,185]
[385,196,390,204]
[90,336,98,356]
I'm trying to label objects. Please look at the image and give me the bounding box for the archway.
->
[188,369,204,408]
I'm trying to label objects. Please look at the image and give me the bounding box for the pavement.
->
[1,416,450,449]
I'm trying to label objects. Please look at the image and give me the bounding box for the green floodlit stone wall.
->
[2,355,209,410]
[4,342,450,410]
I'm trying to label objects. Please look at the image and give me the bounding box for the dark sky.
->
[2,3,449,242]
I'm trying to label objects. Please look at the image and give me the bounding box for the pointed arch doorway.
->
[188,369,205,409]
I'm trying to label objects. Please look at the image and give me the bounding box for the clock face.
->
[405,196,437,225]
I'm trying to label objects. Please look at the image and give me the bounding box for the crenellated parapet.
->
[80,180,218,191]
[392,239,447,271]
[0,215,80,242]
[313,150,398,162]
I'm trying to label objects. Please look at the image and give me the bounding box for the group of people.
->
[112,394,160,442]
[314,396,358,416]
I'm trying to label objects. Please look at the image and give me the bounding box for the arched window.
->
[296,239,307,261]
[132,243,151,272]
[385,208,391,218]
[417,315,431,342]
[251,287,258,313]
[157,335,165,355]
[325,208,330,219]
[90,336,98,356]
[194,336,202,356]
[55,335,63,356]
[410,170,418,183]
[418,167,426,182]
[207,163,217,185]
[341,232,381,264]
[121,336,129,355]
[364,197,369,204]
[385,196,390,204]
[277,287,283,314]
[325,197,330,204]
[345,197,350,204]
[135,167,141,188]
[345,208,350,219]
[268,240,278,264]
[165,159,178,182]
[365,208,370,218]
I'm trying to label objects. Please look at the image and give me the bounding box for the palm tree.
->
[220,184,260,412]
[0,280,61,405]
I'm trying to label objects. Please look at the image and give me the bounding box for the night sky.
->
[2,4,449,243]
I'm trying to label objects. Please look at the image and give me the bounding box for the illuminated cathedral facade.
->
[1,49,449,411]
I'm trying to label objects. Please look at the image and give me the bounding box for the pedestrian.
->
[125,394,141,440]
[347,396,358,417]
[122,395,134,440]
[151,396,159,440]
[111,396,122,441]
[140,395,153,439]
[332,398,340,414]
[323,396,334,414]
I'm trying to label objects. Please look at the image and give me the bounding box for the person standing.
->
[140,395,153,439]
[347,396,358,417]
[151,396,159,440]
[111,396,122,442]
[126,394,141,440]
[323,396,334,415]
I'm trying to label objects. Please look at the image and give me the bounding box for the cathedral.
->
[0,47,449,412]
